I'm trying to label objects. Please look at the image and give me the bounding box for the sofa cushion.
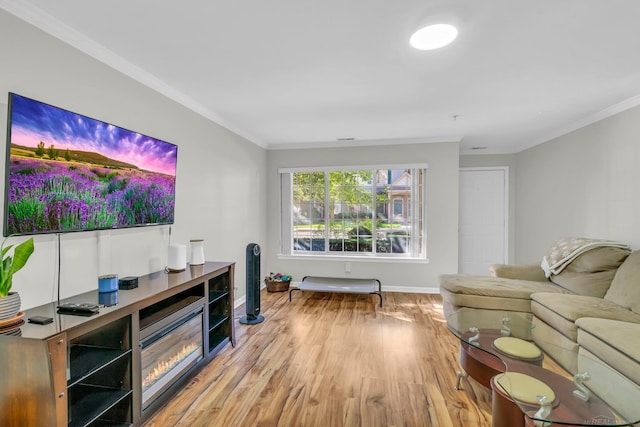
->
[577,347,639,423]
[550,246,630,298]
[576,317,640,385]
[605,250,640,314]
[490,263,547,281]
[531,316,580,374]
[531,293,640,341]
[551,270,618,299]
[440,274,569,313]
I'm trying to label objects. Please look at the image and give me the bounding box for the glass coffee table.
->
[447,308,640,427]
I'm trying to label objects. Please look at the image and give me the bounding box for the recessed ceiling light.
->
[336,137,355,141]
[410,24,458,50]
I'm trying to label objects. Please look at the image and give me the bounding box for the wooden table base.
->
[491,375,528,427]
[454,330,617,427]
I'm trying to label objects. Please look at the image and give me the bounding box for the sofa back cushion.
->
[605,250,640,314]
[551,246,630,297]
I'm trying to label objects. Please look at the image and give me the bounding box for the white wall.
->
[1,10,267,310]
[9,6,637,305]
[515,105,640,263]
[265,142,460,292]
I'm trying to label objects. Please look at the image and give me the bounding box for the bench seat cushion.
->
[298,276,378,293]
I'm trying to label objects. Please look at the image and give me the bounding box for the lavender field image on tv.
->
[5,94,177,235]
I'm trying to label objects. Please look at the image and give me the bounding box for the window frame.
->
[279,164,428,261]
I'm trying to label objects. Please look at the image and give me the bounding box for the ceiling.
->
[3,0,640,153]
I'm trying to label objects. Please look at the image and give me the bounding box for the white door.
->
[459,168,508,275]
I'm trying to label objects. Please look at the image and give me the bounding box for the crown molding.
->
[0,0,265,147]
[267,135,463,150]
[518,93,640,152]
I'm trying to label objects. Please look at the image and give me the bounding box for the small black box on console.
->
[118,276,139,290]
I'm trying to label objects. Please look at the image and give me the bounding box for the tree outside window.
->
[288,167,425,258]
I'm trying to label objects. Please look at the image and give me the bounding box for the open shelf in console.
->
[209,313,229,331]
[68,315,132,427]
[69,346,131,385]
[209,309,231,352]
[209,273,230,294]
[139,283,205,330]
[68,385,131,427]
[209,290,229,304]
[208,304,230,352]
[207,272,232,353]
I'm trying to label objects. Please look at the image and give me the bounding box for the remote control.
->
[57,302,100,316]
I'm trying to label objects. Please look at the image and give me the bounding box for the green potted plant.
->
[0,237,34,320]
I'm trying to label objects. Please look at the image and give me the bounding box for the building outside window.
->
[279,165,427,259]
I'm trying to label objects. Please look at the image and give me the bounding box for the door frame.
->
[459,166,510,270]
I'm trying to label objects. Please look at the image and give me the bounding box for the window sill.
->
[277,254,430,264]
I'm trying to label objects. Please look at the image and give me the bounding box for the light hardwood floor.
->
[144,291,493,427]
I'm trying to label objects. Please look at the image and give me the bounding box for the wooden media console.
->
[0,261,235,427]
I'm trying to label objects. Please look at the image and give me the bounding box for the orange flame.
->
[142,341,199,390]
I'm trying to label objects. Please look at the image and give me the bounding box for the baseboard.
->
[234,295,246,309]
[382,286,440,294]
[234,283,266,309]
[235,284,439,308]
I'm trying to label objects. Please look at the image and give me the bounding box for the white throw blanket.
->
[541,237,630,278]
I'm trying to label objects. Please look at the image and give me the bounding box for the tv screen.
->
[4,93,178,236]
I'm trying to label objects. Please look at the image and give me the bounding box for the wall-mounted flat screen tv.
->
[4,93,178,236]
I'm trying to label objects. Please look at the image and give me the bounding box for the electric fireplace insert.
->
[139,287,205,410]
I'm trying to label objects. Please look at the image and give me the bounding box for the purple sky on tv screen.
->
[9,94,177,175]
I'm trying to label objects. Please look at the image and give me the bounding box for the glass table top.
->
[446,308,640,426]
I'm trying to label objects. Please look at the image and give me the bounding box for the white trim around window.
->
[279,164,428,261]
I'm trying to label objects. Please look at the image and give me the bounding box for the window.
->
[393,199,403,216]
[280,165,427,259]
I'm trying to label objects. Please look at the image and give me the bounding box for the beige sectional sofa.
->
[440,244,640,421]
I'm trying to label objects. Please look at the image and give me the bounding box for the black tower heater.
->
[239,243,264,324]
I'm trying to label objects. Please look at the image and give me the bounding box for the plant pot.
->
[265,279,290,292]
[0,292,21,320]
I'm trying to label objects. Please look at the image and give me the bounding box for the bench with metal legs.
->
[289,276,382,307]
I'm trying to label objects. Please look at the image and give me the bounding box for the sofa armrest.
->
[489,263,548,281]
